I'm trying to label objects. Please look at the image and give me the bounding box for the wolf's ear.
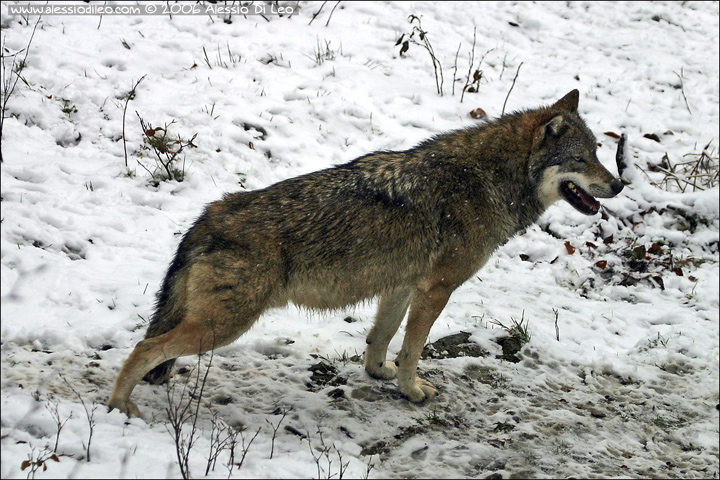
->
[533,115,565,150]
[540,115,566,137]
[552,89,579,112]
[545,115,565,137]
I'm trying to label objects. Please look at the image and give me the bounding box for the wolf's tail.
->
[141,238,193,385]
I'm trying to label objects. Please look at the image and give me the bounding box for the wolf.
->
[108,90,624,417]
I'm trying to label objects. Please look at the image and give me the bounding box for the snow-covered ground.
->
[1,1,718,478]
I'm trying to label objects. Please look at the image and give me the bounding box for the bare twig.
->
[501,62,523,115]
[165,350,214,479]
[59,375,97,463]
[499,53,508,80]
[460,29,476,103]
[0,9,44,162]
[452,42,461,96]
[404,15,444,96]
[121,75,146,168]
[266,406,293,459]
[136,112,196,184]
[20,447,60,479]
[227,427,261,477]
[45,399,72,453]
[306,428,350,479]
[326,1,341,27]
[206,412,229,475]
[308,0,327,25]
[674,67,692,114]
[362,455,376,480]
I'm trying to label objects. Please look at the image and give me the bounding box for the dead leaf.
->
[564,241,576,255]
[652,276,665,290]
[469,107,487,120]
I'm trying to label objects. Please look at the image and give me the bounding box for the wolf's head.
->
[530,90,624,215]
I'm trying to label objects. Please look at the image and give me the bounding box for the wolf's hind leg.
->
[364,290,412,380]
[108,323,221,417]
[109,260,277,417]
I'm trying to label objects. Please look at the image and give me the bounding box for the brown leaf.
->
[469,107,487,120]
[21,460,31,471]
[519,254,530,261]
[50,454,60,462]
[585,241,597,249]
[595,260,608,269]
[488,438,505,448]
[673,268,683,276]
[652,275,665,290]
[145,128,156,137]
[649,243,663,255]
[643,133,661,143]
[604,131,621,139]
[564,241,576,255]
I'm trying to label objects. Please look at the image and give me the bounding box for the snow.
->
[1,1,718,478]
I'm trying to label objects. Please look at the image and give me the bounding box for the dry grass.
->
[643,141,719,192]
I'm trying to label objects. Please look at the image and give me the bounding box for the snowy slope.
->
[1,1,718,478]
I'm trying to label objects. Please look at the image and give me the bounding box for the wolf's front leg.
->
[394,285,451,402]
[364,290,412,380]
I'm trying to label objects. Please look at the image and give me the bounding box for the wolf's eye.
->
[574,156,586,163]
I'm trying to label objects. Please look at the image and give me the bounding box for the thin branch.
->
[308,0,327,25]
[0,8,44,162]
[460,27,477,103]
[452,42,461,96]
[501,61,523,115]
[674,67,692,114]
[59,375,97,462]
[122,75,146,168]
[325,1,341,27]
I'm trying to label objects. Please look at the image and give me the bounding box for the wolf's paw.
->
[366,360,398,380]
[399,378,437,403]
[108,398,141,418]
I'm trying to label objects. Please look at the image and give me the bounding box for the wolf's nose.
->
[610,178,624,195]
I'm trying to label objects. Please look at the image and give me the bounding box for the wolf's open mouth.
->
[560,181,600,215]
